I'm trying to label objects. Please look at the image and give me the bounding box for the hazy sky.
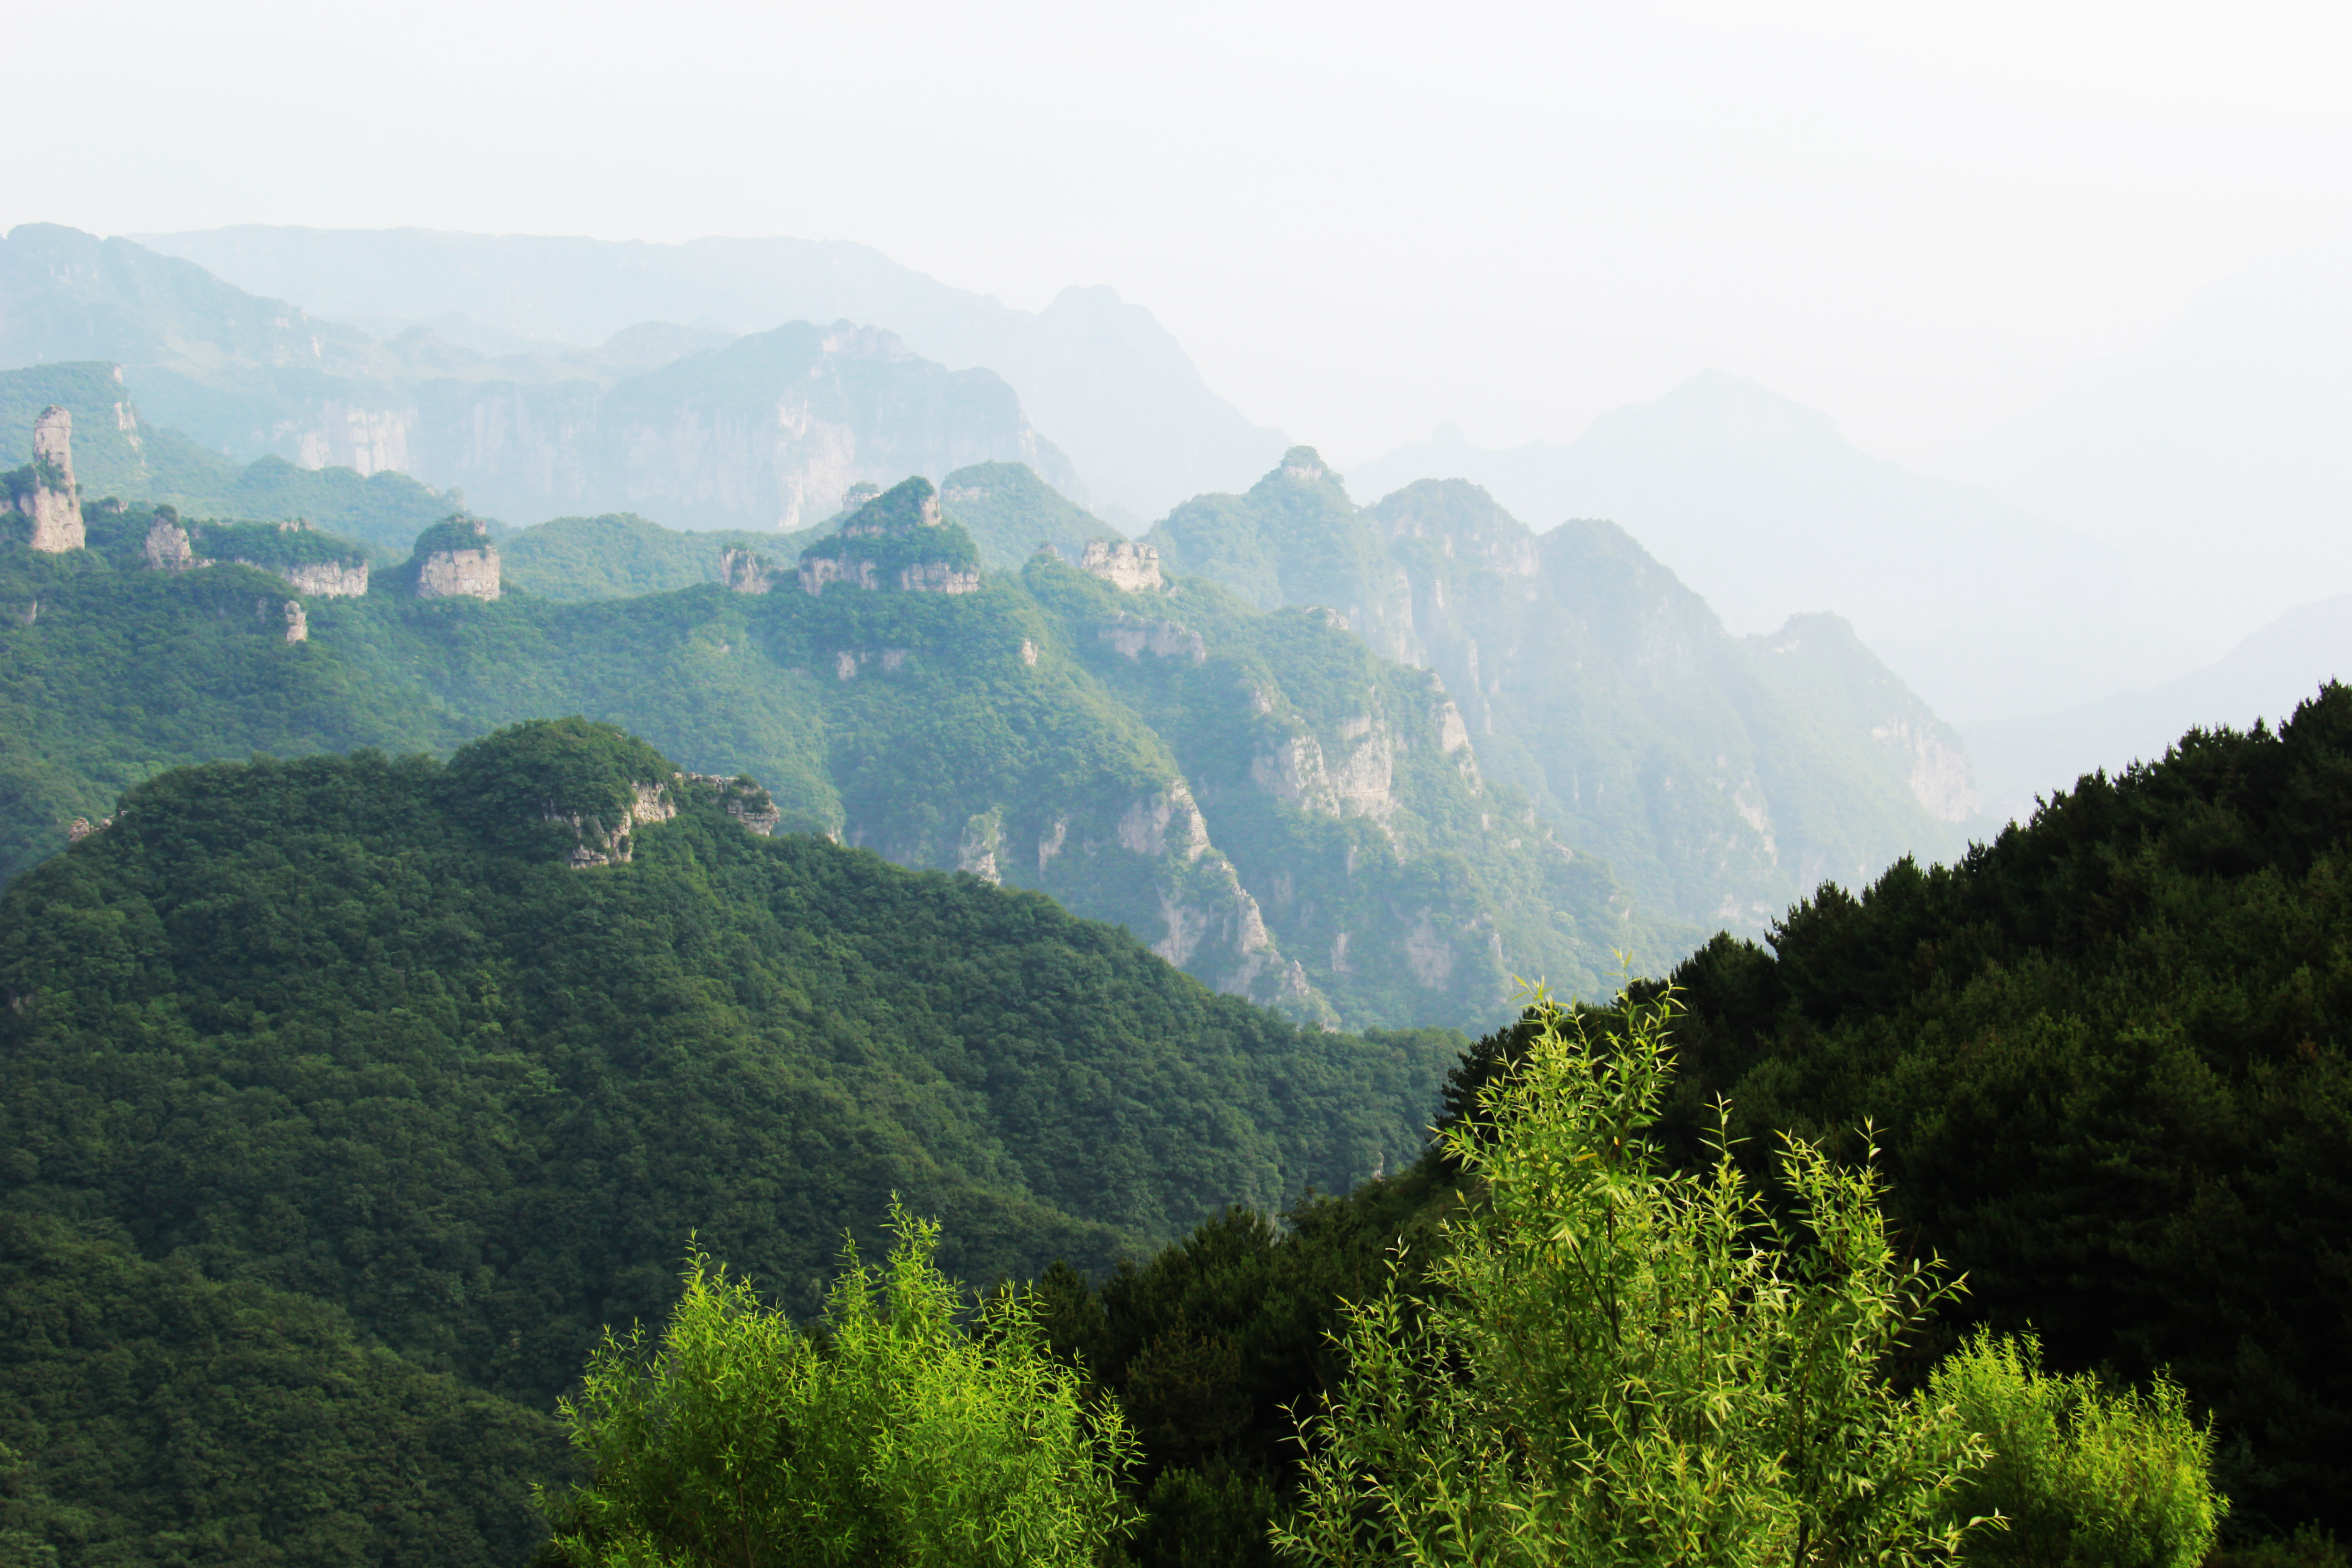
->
[10,0,2351,469]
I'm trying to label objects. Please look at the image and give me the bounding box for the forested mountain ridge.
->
[2,451,1682,1029]
[1658,681,2352,1534]
[0,717,1463,1561]
[1147,450,1979,928]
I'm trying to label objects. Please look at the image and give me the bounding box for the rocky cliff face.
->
[284,560,370,598]
[1147,460,1979,931]
[720,548,780,594]
[410,516,502,601]
[143,514,195,570]
[7,407,84,553]
[0,228,1097,534]
[1080,539,1164,592]
[794,478,985,598]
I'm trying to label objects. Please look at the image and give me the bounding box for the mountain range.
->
[0,225,1085,533]
[131,224,1291,523]
[1143,449,1979,925]
[1347,373,2134,726]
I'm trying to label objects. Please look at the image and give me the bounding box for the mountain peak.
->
[1274,446,1335,485]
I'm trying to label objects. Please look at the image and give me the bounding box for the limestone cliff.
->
[720,548,780,594]
[5,407,84,553]
[410,516,502,601]
[794,478,983,597]
[1147,461,1980,931]
[143,514,196,570]
[1080,539,1164,592]
[285,560,371,598]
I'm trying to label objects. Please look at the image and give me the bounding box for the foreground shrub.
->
[537,1204,1137,1567]
[1278,987,1993,1567]
[1933,1330,2224,1567]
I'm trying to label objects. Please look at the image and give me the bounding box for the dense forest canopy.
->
[1651,685,2352,1536]
[0,720,1462,1561]
[1,486,1679,1030]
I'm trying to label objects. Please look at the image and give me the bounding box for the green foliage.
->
[184,517,368,574]
[408,513,495,559]
[1668,682,2352,1532]
[0,365,454,555]
[1147,462,1971,931]
[539,1206,1137,1567]
[4,464,1683,1028]
[938,461,1110,572]
[1280,987,1989,1567]
[0,539,456,881]
[798,478,982,583]
[211,456,456,556]
[0,737,1454,1411]
[1931,1330,2225,1567]
[0,1210,568,1568]
[2208,1528,2352,1568]
[500,514,783,601]
[440,715,676,859]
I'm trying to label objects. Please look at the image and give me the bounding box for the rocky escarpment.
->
[1146,458,1980,931]
[1080,539,1163,592]
[409,516,502,601]
[795,477,982,597]
[140,509,371,596]
[720,547,781,594]
[5,407,84,553]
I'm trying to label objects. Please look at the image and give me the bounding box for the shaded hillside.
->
[0,1213,568,1567]
[1148,452,1977,928]
[0,226,1083,530]
[498,513,782,600]
[0,722,1458,1395]
[3,474,1682,1029]
[134,223,1291,520]
[0,719,1461,1560]
[1666,683,2352,1534]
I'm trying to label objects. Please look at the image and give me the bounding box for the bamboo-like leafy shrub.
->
[537,1203,1137,1568]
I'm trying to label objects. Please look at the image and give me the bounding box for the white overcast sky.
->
[9,0,2351,468]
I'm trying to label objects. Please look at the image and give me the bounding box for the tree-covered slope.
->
[0,1213,568,1568]
[5,473,1686,1029]
[0,722,1458,1406]
[496,513,781,600]
[1662,684,2352,1534]
[1148,453,1980,929]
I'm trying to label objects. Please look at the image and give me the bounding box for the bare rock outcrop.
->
[414,517,501,601]
[557,780,676,868]
[721,548,779,594]
[1080,539,1164,593]
[796,477,983,597]
[897,561,981,594]
[1098,613,1205,664]
[682,773,782,836]
[286,561,370,598]
[1250,707,1398,826]
[143,514,196,571]
[7,407,84,553]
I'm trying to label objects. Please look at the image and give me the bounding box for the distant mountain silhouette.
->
[135,224,1291,522]
[1348,372,2136,723]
